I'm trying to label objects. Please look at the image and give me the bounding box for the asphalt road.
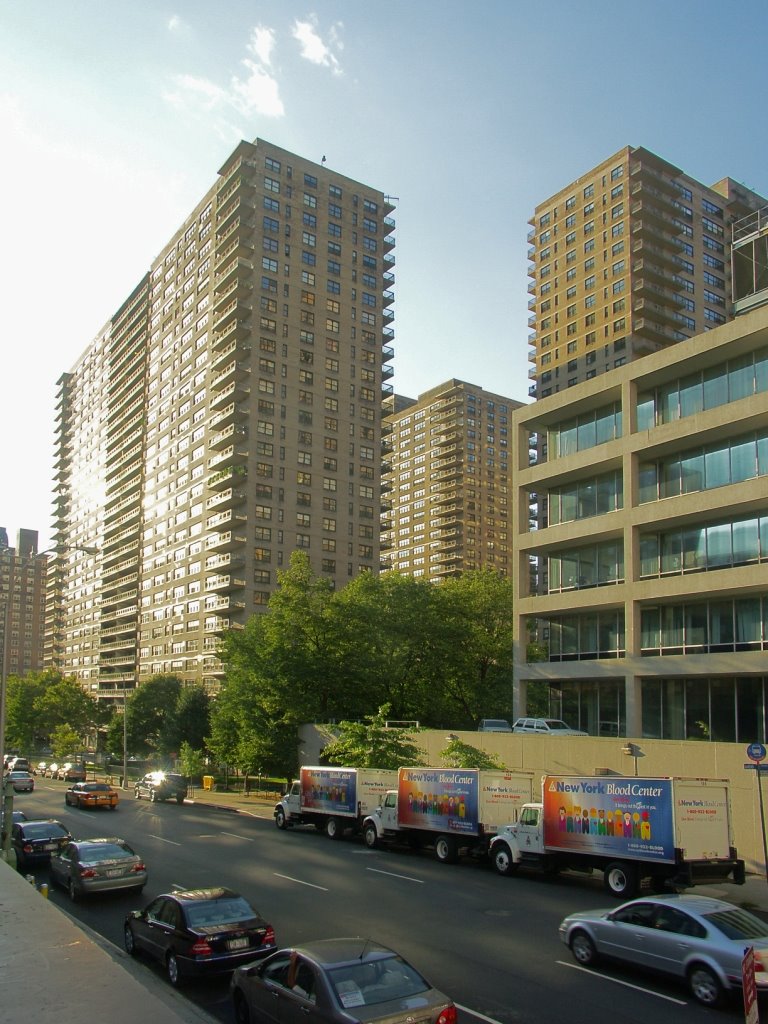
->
[14,780,748,1023]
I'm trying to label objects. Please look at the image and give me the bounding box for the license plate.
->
[227,937,249,951]
[106,869,123,878]
[43,843,57,851]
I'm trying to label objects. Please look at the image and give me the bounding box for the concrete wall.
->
[299,724,767,873]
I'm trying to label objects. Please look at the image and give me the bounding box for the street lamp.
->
[622,742,645,776]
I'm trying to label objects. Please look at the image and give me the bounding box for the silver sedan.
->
[50,837,147,901]
[559,892,768,1007]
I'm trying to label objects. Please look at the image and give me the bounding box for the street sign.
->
[742,946,760,1024]
[747,743,767,763]
[744,764,768,772]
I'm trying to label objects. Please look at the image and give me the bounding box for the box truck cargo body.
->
[274,767,397,839]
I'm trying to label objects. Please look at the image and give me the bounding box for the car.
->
[59,763,87,782]
[65,781,119,810]
[7,756,31,773]
[6,771,35,792]
[478,718,513,732]
[11,819,73,872]
[231,937,457,1024]
[134,771,188,804]
[45,763,61,778]
[559,893,768,1007]
[124,887,276,986]
[50,837,147,901]
[512,717,588,735]
[34,761,48,776]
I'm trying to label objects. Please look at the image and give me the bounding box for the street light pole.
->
[122,687,128,791]
[0,597,14,861]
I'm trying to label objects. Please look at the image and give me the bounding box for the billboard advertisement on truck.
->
[299,767,395,817]
[398,768,480,836]
[542,775,676,863]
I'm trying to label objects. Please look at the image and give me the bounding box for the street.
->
[14,780,746,1023]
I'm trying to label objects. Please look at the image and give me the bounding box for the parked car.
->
[59,763,87,782]
[50,837,147,901]
[65,781,119,810]
[11,819,73,872]
[134,771,188,804]
[7,756,30,773]
[477,718,513,732]
[34,761,48,776]
[124,887,276,986]
[512,717,588,736]
[559,893,768,1007]
[231,937,457,1024]
[45,763,61,778]
[6,771,35,792]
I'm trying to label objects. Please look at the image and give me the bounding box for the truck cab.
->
[274,782,301,828]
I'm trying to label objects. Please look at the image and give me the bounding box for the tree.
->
[50,724,82,759]
[318,705,426,769]
[439,736,507,770]
[5,670,104,752]
[178,741,206,783]
[121,675,182,758]
[165,686,210,754]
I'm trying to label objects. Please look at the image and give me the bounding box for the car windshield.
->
[23,823,69,839]
[329,955,429,1008]
[704,908,768,940]
[185,896,259,927]
[80,843,133,863]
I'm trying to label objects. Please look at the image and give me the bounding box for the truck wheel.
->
[326,817,344,840]
[275,807,287,830]
[363,823,379,849]
[492,843,518,876]
[604,861,637,898]
[435,835,458,864]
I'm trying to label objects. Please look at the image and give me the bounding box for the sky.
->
[2,0,767,551]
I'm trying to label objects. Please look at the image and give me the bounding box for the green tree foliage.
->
[50,724,82,759]
[178,741,206,783]
[167,686,210,754]
[439,736,507,770]
[120,675,182,757]
[5,670,103,751]
[317,706,425,769]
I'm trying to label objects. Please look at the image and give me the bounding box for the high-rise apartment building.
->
[381,380,522,579]
[527,146,767,397]
[0,529,47,679]
[49,140,395,702]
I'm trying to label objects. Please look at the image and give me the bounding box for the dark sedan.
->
[124,887,276,986]
[230,937,457,1024]
[50,837,147,901]
[11,819,73,872]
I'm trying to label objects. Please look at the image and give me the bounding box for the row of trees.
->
[5,554,543,777]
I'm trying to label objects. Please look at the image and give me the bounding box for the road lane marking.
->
[557,960,688,1004]
[147,834,181,846]
[274,873,328,891]
[220,831,255,842]
[455,1004,505,1024]
[367,867,424,884]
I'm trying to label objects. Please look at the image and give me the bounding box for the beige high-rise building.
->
[48,139,395,702]
[0,529,47,679]
[527,146,767,397]
[382,380,523,579]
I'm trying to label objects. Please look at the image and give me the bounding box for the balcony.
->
[214,256,253,292]
[212,317,250,351]
[213,296,252,334]
[205,530,247,553]
[382,289,395,307]
[205,487,247,511]
[206,445,249,471]
[205,574,246,592]
[209,402,247,432]
[209,377,250,408]
[210,337,250,374]
[207,465,247,491]
[209,423,247,450]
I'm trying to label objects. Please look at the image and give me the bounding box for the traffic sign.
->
[747,743,766,763]
[744,763,768,772]
[742,946,759,1024]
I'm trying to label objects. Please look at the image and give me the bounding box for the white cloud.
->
[167,14,184,32]
[248,25,276,67]
[292,17,343,76]
[231,60,284,117]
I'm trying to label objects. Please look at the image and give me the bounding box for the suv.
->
[512,717,588,736]
[134,771,188,804]
[478,719,513,732]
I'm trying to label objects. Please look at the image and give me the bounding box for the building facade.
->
[382,380,522,579]
[49,140,395,702]
[511,290,768,742]
[0,529,47,679]
[527,146,767,397]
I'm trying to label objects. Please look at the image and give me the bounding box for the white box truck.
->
[362,767,535,863]
[274,766,397,839]
[489,774,745,897]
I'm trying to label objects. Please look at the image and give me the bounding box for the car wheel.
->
[275,807,287,830]
[492,843,518,877]
[434,834,458,864]
[233,989,251,1024]
[176,794,184,805]
[363,823,378,849]
[688,964,723,1007]
[68,879,79,903]
[124,923,137,957]
[326,816,343,840]
[604,861,637,898]
[570,930,598,966]
[167,953,182,986]
[65,793,71,806]
[109,804,117,811]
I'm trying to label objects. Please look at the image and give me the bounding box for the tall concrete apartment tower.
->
[528,146,767,397]
[381,381,522,579]
[49,140,395,703]
[0,529,47,679]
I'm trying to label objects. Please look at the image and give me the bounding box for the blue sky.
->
[2,1,767,549]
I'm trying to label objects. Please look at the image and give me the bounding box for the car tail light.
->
[436,1006,457,1024]
[755,954,766,974]
[22,843,34,854]
[262,926,275,946]
[132,863,146,873]
[79,868,97,879]
[190,939,212,956]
